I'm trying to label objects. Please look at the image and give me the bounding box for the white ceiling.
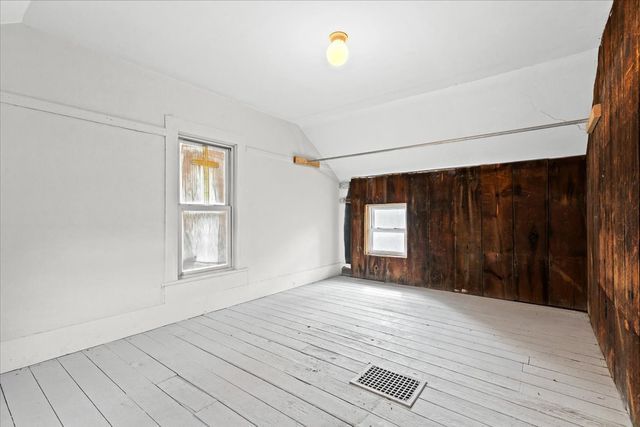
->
[21,1,611,126]
[13,1,612,179]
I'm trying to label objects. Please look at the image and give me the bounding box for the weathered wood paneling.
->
[427,171,455,290]
[349,178,366,278]
[385,174,408,284]
[481,164,515,300]
[453,167,483,295]
[349,157,586,310]
[364,176,388,282]
[406,174,428,287]
[513,160,548,304]
[586,1,639,425]
[549,157,587,310]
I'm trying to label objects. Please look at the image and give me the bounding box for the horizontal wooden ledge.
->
[587,104,602,134]
[293,156,320,168]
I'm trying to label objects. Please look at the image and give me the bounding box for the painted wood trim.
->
[0,91,167,136]
[163,115,245,284]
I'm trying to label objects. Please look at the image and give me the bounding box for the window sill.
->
[163,267,248,288]
[365,253,407,259]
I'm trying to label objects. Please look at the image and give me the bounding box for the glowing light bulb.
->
[326,31,349,67]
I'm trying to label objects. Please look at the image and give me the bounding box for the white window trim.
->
[365,203,408,258]
[164,116,244,283]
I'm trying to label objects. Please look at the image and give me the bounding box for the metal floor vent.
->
[350,364,426,407]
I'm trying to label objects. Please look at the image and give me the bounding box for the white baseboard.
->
[0,263,341,373]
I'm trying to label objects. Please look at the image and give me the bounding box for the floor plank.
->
[315,280,599,345]
[176,319,378,425]
[1,277,632,427]
[292,283,606,362]
[156,375,216,413]
[253,295,526,388]
[148,327,346,427]
[105,339,176,384]
[57,352,157,426]
[304,281,603,356]
[128,332,300,426]
[1,368,60,426]
[195,401,254,427]
[182,316,435,427]
[84,345,204,426]
[30,359,109,427]
[0,385,14,427]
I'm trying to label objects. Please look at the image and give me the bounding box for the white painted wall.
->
[0,24,340,372]
[0,1,30,25]
[304,49,599,181]
[1,103,166,340]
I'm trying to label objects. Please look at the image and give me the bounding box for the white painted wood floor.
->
[0,277,632,427]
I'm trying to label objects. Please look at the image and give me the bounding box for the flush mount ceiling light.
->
[326,31,349,67]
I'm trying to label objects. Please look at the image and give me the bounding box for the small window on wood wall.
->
[365,203,407,258]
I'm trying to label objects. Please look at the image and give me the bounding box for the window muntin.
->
[365,203,407,258]
[179,138,232,275]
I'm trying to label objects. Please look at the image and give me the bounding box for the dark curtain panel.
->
[344,202,352,264]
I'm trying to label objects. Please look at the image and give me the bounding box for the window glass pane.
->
[182,211,228,272]
[371,231,405,254]
[180,142,226,205]
[373,208,406,229]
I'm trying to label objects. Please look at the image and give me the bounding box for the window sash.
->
[179,204,229,211]
[365,203,407,258]
[180,205,231,275]
[179,137,231,206]
[366,229,407,257]
[178,137,233,277]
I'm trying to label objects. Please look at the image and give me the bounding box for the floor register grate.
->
[350,364,426,407]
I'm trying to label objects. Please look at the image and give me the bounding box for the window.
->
[365,203,407,258]
[179,137,232,275]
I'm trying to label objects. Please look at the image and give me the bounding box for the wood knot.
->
[528,230,539,248]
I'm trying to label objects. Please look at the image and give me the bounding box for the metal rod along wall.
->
[310,118,589,163]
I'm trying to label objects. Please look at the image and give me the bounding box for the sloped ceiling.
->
[17,1,612,179]
[0,1,30,24]
[306,49,601,179]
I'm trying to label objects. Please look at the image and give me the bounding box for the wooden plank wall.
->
[349,156,587,311]
[586,1,639,425]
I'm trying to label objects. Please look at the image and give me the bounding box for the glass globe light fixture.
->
[326,31,349,67]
